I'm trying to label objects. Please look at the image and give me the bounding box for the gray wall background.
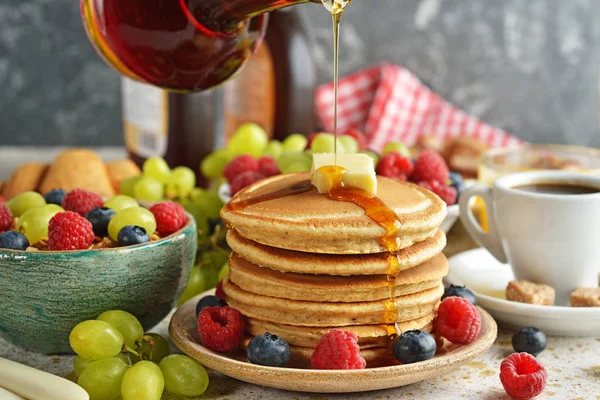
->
[1,0,599,147]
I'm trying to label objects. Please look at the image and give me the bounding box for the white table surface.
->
[1,147,599,399]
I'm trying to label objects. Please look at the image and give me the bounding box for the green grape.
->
[142,157,171,183]
[263,140,283,160]
[133,176,164,202]
[69,320,124,361]
[177,267,206,306]
[159,355,209,397]
[361,150,380,165]
[170,166,196,198]
[200,250,229,289]
[74,356,94,377]
[283,162,311,174]
[282,134,308,152]
[310,133,337,154]
[104,195,139,212]
[108,207,157,241]
[121,361,164,400]
[228,123,268,157]
[78,357,129,400]
[191,189,223,219]
[179,201,209,242]
[200,149,232,180]
[7,191,46,217]
[138,333,170,363]
[218,261,229,282]
[276,151,312,172]
[119,176,140,197]
[96,310,144,349]
[338,135,359,154]
[382,141,410,157]
[16,204,63,244]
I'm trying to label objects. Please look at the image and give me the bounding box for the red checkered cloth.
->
[315,63,523,152]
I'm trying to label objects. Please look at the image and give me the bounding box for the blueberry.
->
[246,332,291,367]
[195,295,227,317]
[512,327,547,356]
[442,284,477,306]
[392,330,436,364]
[0,231,29,250]
[117,225,150,247]
[85,207,115,237]
[43,189,67,206]
[449,172,466,198]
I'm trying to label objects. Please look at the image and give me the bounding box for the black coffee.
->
[515,183,599,195]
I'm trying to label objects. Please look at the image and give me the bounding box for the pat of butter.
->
[311,153,377,195]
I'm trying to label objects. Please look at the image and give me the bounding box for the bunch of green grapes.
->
[70,310,209,400]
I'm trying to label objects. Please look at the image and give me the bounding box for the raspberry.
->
[311,329,366,370]
[376,152,414,181]
[500,353,548,400]
[215,280,225,299]
[434,296,481,344]
[257,156,280,178]
[223,155,259,183]
[305,132,320,150]
[149,201,187,236]
[0,204,13,233]
[411,150,450,184]
[62,189,104,217]
[197,306,244,352]
[230,171,265,197]
[48,211,95,251]
[418,180,457,205]
[342,129,368,150]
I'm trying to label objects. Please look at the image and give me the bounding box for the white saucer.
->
[447,248,600,337]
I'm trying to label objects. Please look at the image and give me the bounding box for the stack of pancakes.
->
[221,172,448,367]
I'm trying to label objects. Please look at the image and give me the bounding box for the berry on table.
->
[311,329,366,370]
[223,155,259,183]
[257,156,280,178]
[85,207,115,237]
[500,352,548,400]
[48,211,95,251]
[0,204,13,232]
[434,296,481,344]
[412,150,450,184]
[417,180,458,206]
[43,189,67,206]
[149,201,187,236]
[195,295,227,317]
[230,171,265,197]
[197,306,244,352]
[392,330,436,364]
[512,327,547,357]
[0,231,29,250]
[215,280,226,299]
[442,285,477,306]
[62,189,104,217]
[117,226,150,246]
[247,332,291,367]
[376,152,414,181]
[449,172,466,198]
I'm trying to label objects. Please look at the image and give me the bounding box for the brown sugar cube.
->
[570,287,600,307]
[505,280,555,306]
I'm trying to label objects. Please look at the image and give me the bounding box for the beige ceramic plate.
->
[170,290,498,394]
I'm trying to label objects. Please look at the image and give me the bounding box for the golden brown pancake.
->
[226,229,446,276]
[221,172,447,254]
[245,314,434,349]
[228,253,448,302]
[223,277,443,326]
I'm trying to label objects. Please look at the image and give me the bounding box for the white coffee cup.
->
[459,171,600,305]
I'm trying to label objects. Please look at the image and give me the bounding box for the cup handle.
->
[458,184,508,264]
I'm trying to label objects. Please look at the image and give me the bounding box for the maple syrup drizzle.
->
[222,180,313,216]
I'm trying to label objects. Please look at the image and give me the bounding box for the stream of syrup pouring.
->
[224,0,404,346]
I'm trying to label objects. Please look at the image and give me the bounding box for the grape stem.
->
[123,345,141,358]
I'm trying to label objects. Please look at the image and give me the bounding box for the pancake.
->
[226,229,446,276]
[221,172,447,254]
[245,314,435,349]
[228,253,448,302]
[223,277,443,326]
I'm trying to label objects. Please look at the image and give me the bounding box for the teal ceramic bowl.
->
[0,217,196,354]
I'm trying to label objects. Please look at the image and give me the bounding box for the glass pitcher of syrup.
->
[81,0,321,92]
